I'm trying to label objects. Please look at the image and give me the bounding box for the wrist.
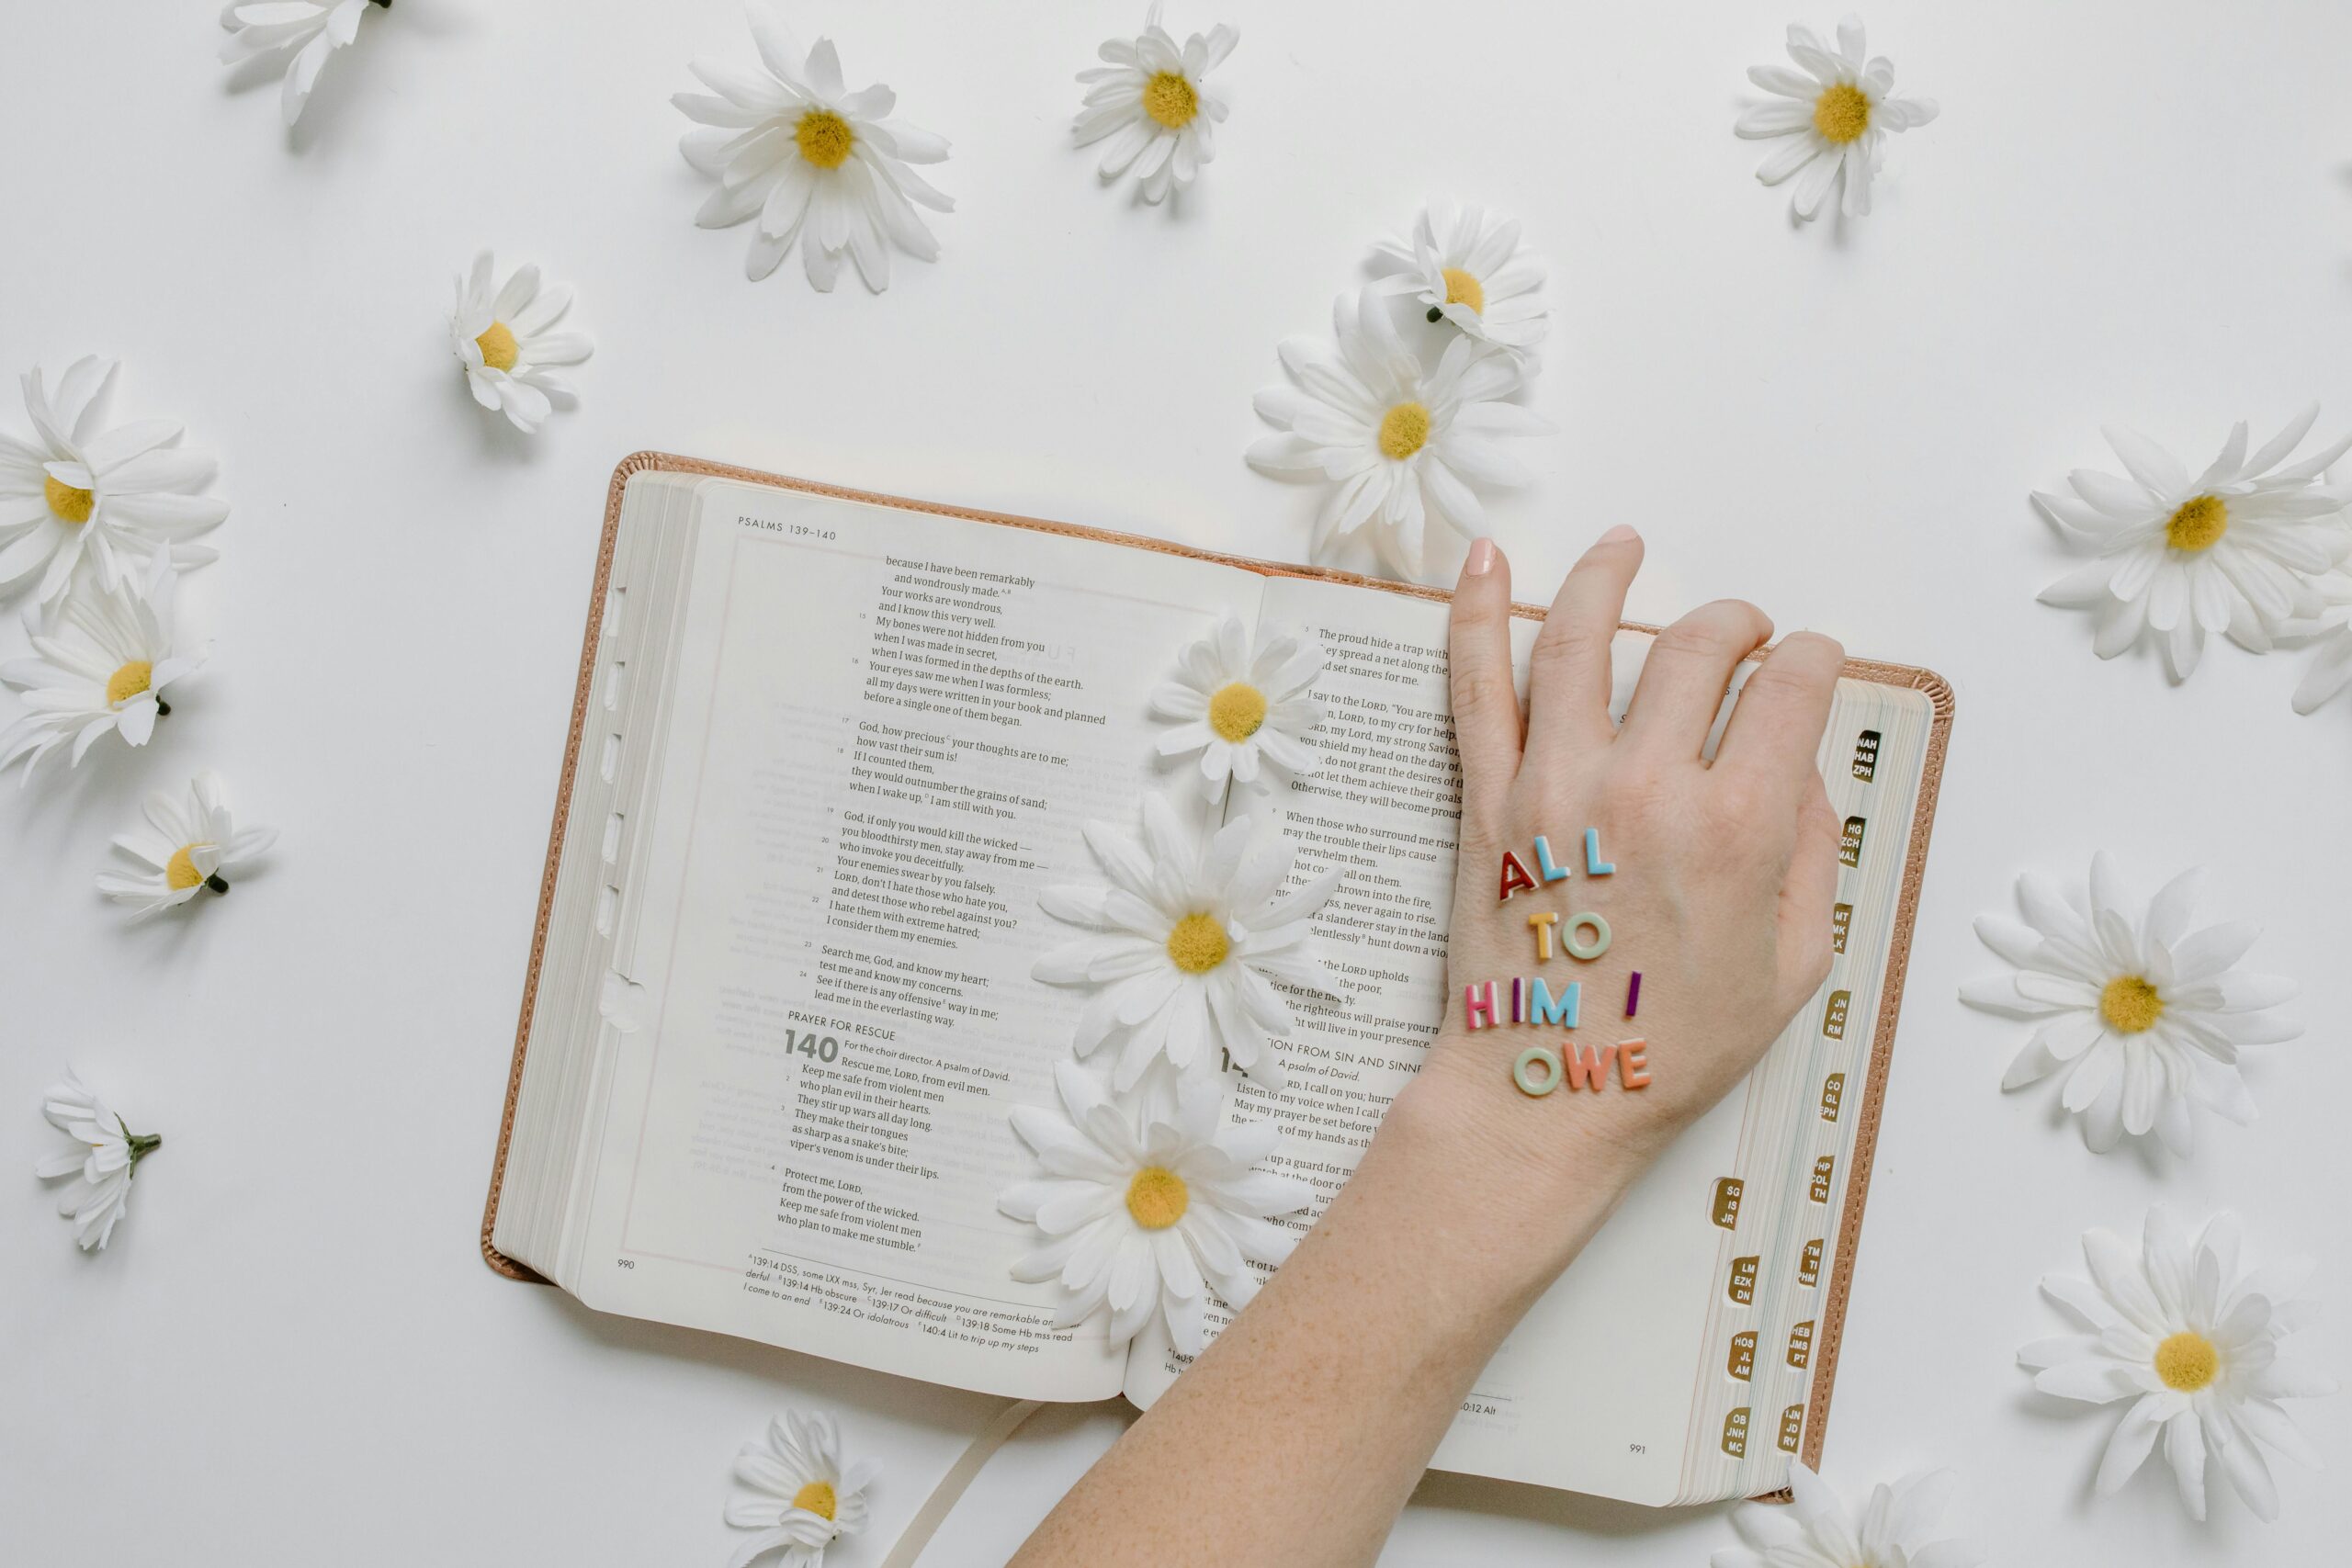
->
[1352,1056,1654,1309]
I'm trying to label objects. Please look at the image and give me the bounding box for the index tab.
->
[1799,1238,1825,1287]
[1808,1156,1835,1204]
[1728,1255,1759,1303]
[1838,815,1866,867]
[1819,1072,1845,1122]
[1778,1404,1804,1453]
[1851,728,1880,781]
[1787,1320,1815,1369]
[1822,989,1849,1040]
[1727,1331,1757,1382]
[1721,1406,1750,1458]
[1831,901,1852,953]
[1711,1177,1745,1230]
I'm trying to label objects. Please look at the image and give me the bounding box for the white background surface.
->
[3,0,2347,1561]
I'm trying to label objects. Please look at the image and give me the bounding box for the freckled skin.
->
[1013,536,1846,1567]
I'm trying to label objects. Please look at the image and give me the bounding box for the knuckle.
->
[1740,658,1817,705]
[1530,621,1605,678]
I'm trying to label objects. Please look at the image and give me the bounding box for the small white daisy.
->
[1247,292,1546,580]
[218,0,383,128]
[1001,1061,1310,1354]
[35,1070,162,1253]
[674,6,953,290]
[1150,615,1321,803]
[2035,408,2352,680]
[2021,1206,2331,1522]
[1367,201,1549,359]
[0,558,203,780]
[2280,569,2352,715]
[723,1409,876,1568]
[1035,795,1339,1093]
[450,253,595,435]
[1736,15,1939,221]
[1073,5,1237,204]
[1712,1461,1978,1568]
[0,357,227,604]
[96,771,278,920]
[1961,853,2298,1156]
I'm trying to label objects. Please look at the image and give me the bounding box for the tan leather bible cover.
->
[481,451,1955,1484]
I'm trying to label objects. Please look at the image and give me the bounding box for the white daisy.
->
[1736,15,1939,221]
[1073,5,1237,204]
[1367,201,1549,359]
[35,1070,162,1253]
[450,253,595,435]
[1001,1061,1310,1355]
[218,0,382,128]
[96,772,278,920]
[2035,408,2352,680]
[674,6,953,290]
[1035,796,1339,1093]
[2020,1206,2331,1522]
[1247,292,1546,580]
[723,1409,876,1568]
[1960,853,2298,1157]
[1150,615,1321,803]
[0,357,227,604]
[0,558,203,780]
[1712,1461,1978,1568]
[2280,568,2352,715]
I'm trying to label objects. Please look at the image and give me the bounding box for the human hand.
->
[1393,527,1844,1240]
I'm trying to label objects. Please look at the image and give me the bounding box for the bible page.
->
[568,483,1269,1402]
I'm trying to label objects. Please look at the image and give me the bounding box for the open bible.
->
[483,454,1953,1506]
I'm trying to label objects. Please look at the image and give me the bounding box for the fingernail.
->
[1598,525,1638,545]
[1465,537,1497,577]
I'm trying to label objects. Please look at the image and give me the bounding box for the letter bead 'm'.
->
[1513,1046,1563,1097]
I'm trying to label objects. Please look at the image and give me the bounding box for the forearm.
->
[1010,1072,1641,1568]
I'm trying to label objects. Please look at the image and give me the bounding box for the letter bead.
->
[1532,834,1571,882]
[1585,827,1614,875]
[1498,851,1539,901]
[1513,1046,1563,1097]
[1564,912,1611,961]
[1462,980,1498,1030]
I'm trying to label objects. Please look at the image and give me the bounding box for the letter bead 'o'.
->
[1512,1045,1563,1097]
[1565,912,1611,961]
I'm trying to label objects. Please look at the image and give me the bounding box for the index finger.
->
[1712,630,1846,787]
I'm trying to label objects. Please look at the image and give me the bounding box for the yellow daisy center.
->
[105,660,153,706]
[165,844,208,891]
[474,321,519,373]
[2154,1331,2220,1392]
[44,474,95,525]
[1165,912,1229,975]
[2099,976,2165,1034]
[2165,494,2229,553]
[1141,71,1198,130]
[790,1480,838,1521]
[1813,82,1871,144]
[1377,401,1431,461]
[1207,682,1268,743]
[1441,266,1485,315]
[1125,1166,1190,1230]
[795,108,855,169]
